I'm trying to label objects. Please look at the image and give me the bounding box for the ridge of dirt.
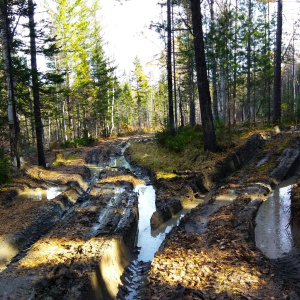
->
[0,134,152,299]
[1,131,300,299]
[132,129,300,299]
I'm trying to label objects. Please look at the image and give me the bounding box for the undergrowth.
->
[129,125,234,177]
[129,124,285,178]
[0,147,11,184]
[156,125,204,152]
[52,152,79,166]
[60,137,96,148]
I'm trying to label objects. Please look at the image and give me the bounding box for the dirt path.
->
[0,135,151,299]
[135,129,300,299]
[1,131,300,299]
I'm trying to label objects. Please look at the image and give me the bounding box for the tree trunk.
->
[190,0,217,151]
[66,68,72,138]
[187,8,195,126]
[172,1,177,130]
[292,29,296,116]
[0,0,21,168]
[233,0,238,125]
[179,87,184,127]
[189,68,196,126]
[28,0,46,167]
[267,2,271,123]
[247,0,252,127]
[209,0,219,121]
[272,0,282,124]
[167,0,175,135]
[253,47,256,127]
[110,85,115,136]
[76,97,81,138]
[220,66,226,121]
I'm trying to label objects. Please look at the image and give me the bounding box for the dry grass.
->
[128,141,226,178]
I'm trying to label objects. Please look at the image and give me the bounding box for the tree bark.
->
[233,0,238,125]
[190,0,217,151]
[209,0,219,121]
[247,0,252,126]
[187,7,195,126]
[28,0,46,167]
[179,87,184,127]
[0,0,21,168]
[272,0,282,124]
[172,1,177,130]
[167,0,175,135]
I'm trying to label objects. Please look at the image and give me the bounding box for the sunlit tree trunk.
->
[28,0,46,167]
[267,2,271,123]
[186,7,195,126]
[76,98,81,138]
[190,0,217,151]
[172,2,177,130]
[233,0,238,125]
[209,0,219,121]
[272,0,282,124]
[167,0,175,135]
[0,0,21,168]
[247,0,252,127]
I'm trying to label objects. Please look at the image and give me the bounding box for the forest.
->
[0,0,296,176]
[2,1,300,299]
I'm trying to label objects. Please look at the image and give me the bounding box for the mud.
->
[150,133,266,230]
[0,135,150,299]
[134,129,300,299]
[1,130,300,299]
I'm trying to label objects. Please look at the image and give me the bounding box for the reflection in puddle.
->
[134,185,205,262]
[134,185,157,262]
[46,187,66,200]
[255,178,295,259]
[109,156,131,170]
[18,186,66,201]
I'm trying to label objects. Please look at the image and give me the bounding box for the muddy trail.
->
[1,129,300,299]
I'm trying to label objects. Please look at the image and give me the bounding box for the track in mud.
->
[0,138,144,299]
[2,131,300,299]
[255,176,300,297]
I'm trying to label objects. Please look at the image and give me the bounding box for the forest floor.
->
[0,128,300,299]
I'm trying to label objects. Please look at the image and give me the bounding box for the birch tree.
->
[0,0,21,168]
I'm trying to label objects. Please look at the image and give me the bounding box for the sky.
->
[99,0,164,83]
[36,0,300,82]
[99,0,300,82]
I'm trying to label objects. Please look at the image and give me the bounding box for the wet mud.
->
[1,130,300,299]
[135,128,300,299]
[0,135,149,299]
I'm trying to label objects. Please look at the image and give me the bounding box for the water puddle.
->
[17,186,66,202]
[109,156,131,170]
[86,142,212,299]
[134,185,207,262]
[255,177,296,259]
